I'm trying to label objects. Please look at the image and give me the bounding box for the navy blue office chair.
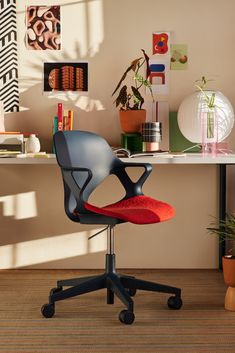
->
[41,130,182,324]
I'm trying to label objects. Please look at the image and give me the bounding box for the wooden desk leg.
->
[219,164,226,270]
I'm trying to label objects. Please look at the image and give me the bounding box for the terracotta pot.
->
[119,109,146,133]
[223,256,235,286]
[222,256,235,311]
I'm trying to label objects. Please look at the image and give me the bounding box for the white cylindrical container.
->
[25,134,40,153]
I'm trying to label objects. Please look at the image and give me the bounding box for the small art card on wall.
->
[149,31,171,98]
[152,32,170,55]
[170,44,188,70]
[26,6,61,50]
[44,62,88,92]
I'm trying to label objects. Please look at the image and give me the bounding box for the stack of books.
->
[0,132,23,157]
[53,103,74,133]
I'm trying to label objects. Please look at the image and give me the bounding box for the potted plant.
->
[207,214,235,310]
[112,49,154,133]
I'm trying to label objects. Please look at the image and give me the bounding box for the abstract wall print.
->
[0,0,19,112]
[149,56,169,96]
[44,62,88,92]
[26,6,61,50]
[152,32,170,55]
[149,31,171,99]
[170,44,188,70]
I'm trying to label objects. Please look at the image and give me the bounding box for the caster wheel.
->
[41,303,55,318]
[50,286,62,296]
[127,288,137,297]
[167,296,183,310]
[119,310,135,325]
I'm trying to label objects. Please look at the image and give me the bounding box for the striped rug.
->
[0,269,234,353]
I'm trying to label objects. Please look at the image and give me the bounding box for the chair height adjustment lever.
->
[88,226,109,240]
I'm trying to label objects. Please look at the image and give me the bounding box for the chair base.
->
[41,254,182,324]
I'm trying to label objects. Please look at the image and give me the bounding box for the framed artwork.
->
[44,62,88,92]
[26,6,61,50]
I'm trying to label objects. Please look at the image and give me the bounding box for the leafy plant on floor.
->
[207,213,235,256]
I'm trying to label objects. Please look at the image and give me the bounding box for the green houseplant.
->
[207,214,235,311]
[112,49,153,133]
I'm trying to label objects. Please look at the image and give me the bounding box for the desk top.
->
[0,153,235,165]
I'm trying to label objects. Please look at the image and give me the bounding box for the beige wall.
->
[1,0,235,268]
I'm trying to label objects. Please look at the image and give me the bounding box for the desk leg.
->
[219,164,226,270]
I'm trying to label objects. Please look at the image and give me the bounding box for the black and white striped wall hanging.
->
[0,0,19,112]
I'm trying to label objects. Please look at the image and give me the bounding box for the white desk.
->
[120,153,235,165]
[1,153,234,268]
[1,153,235,164]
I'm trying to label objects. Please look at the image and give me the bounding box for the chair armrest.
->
[112,161,152,198]
[119,161,152,172]
[62,167,93,213]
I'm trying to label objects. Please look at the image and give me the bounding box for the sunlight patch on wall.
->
[47,92,105,111]
[0,191,37,219]
[0,229,107,269]
[15,0,104,112]
[88,0,104,57]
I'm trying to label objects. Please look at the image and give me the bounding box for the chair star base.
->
[41,254,182,325]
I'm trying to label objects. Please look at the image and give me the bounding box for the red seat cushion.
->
[84,195,175,224]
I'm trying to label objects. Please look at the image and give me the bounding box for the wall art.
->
[44,62,88,92]
[170,44,188,70]
[0,0,19,112]
[26,6,61,50]
[148,31,171,99]
[152,32,170,55]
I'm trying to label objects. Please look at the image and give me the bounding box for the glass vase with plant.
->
[195,76,218,154]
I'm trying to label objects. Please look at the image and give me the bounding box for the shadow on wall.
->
[5,82,111,152]
[6,0,121,151]
[0,191,37,220]
[0,165,125,269]
[0,230,107,269]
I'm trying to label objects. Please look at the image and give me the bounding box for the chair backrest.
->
[54,131,122,217]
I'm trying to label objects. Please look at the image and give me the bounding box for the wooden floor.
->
[0,269,234,353]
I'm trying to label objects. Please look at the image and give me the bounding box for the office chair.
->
[41,130,182,324]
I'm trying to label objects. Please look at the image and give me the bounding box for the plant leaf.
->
[141,49,150,77]
[112,63,135,97]
[131,57,142,72]
[115,85,127,108]
[131,85,144,108]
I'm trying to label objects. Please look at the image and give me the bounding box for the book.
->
[57,103,63,131]
[112,148,186,158]
[0,133,23,143]
[16,152,48,158]
[68,110,73,130]
[53,116,58,134]
[0,133,23,152]
[0,131,21,134]
[63,110,74,131]
[0,150,22,158]
[113,148,168,158]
